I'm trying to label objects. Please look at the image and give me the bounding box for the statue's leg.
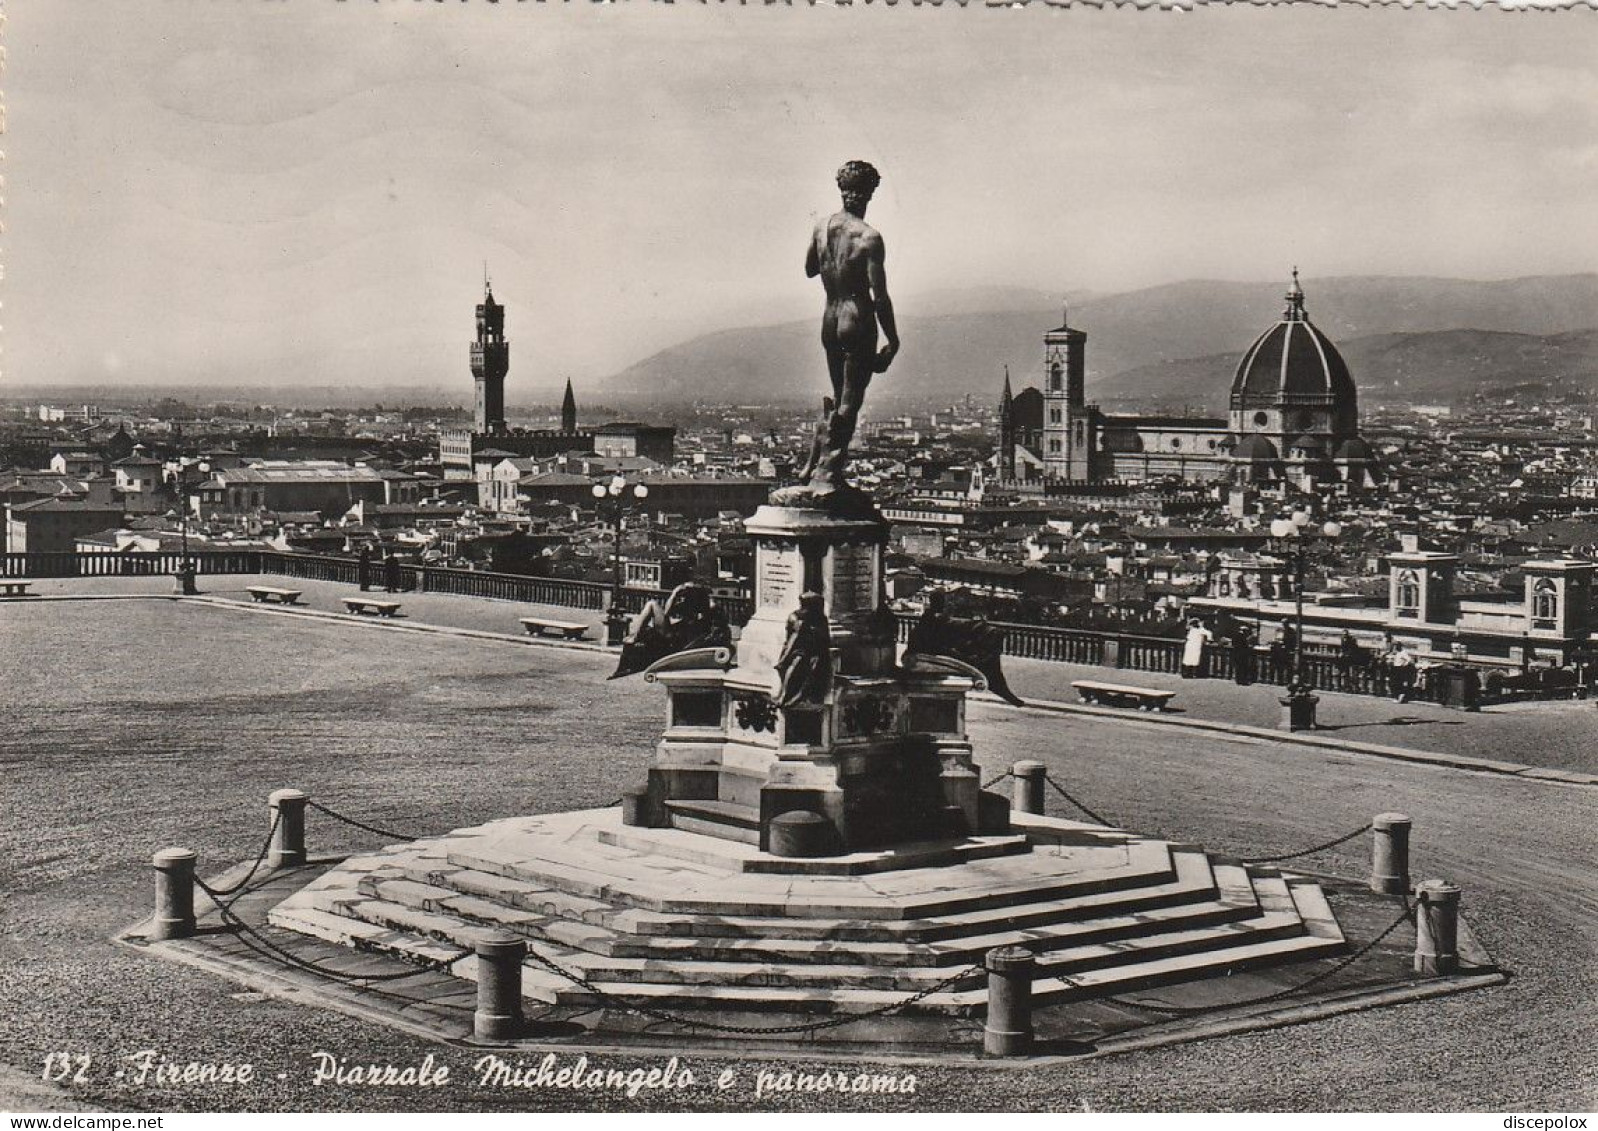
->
[809,354,872,493]
[795,396,835,484]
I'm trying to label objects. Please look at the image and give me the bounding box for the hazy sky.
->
[7,3,1597,395]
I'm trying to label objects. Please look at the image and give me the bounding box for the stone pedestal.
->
[624,490,1009,854]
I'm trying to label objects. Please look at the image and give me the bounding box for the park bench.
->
[246,585,302,606]
[0,581,33,598]
[1071,680,1176,712]
[342,597,402,618]
[520,616,592,641]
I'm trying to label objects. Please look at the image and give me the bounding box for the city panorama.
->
[1,2,1595,1123]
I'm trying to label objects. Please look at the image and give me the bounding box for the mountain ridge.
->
[595,273,1598,407]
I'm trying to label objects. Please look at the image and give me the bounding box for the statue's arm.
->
[867,235,899,357]
[804,225,821,279]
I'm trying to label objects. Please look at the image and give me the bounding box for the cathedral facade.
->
[998,274,1381,490]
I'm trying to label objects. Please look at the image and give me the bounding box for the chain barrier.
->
[1241,823,1374,865]
[521,946,983,1036]
[1041,774,1117,828]
[201,808,283,909]
[194,875,450,984]
[1035,770,1374,869]
[306,798,419,843]
[200,780,1402,1029]
[1080,895,1415,1017]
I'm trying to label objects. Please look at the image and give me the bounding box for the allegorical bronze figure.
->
[775,591,834,707]
[795,160,900,496]
[906,589,1025,707]
[609,581,732,680]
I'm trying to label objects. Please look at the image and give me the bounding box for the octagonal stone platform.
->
[267,806,1347,1016]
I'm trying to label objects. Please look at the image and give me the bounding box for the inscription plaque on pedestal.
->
[760,542,801,609]
[828,544,878,615]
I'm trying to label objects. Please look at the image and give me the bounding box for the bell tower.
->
[1042,303,1090,481]
[471,280,509,435]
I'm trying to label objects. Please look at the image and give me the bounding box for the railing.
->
[891,611,1477,705]
[0,550,263,579]
[6,550,1569,707]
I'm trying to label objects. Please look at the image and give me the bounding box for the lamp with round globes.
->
[1267,508,1343,732]
[593,476,653,646]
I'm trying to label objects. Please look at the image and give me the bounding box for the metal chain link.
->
[306,798,420,843]
[1042,774,1117,827]
[202,808,282,906]
[194,876,450,984]
[1037,771,1375,868]
[1084,895,1415,1017]
[981,769,1012,790]
[521,946,983,1036]
[1242,822,1374,865]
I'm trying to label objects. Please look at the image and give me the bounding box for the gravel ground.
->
[0,596,1594,1113]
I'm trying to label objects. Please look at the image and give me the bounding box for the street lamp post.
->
[1269,508,1342,731]
[592,475,650,647]
[170,460,209,596]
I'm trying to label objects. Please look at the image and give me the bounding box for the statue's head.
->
[836,160,881,212]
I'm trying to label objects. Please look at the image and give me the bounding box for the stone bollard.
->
[473,931,527,1041]
[769,810,833,858]
[1011,761,1046,816]
[982,945,1036,1057]
[1414,879,1462,976]
[152,848,198,940]
[1369,812,1411,895]
[269,789,309,870]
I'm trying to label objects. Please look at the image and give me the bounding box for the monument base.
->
[266,807,1351,1018]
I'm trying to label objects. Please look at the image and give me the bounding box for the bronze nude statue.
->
[793,160,900,496]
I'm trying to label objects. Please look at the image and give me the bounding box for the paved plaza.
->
[0,588,1593,1111]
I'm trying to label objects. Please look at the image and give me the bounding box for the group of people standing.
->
[1182,618,1423,702]
[356,546,404,594]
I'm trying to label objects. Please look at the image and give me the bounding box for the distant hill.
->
[1108,328,1598,412]
[595,274,1598,407]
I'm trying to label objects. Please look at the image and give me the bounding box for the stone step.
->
[264,904,480,978]
[1284,875,1347,943]
[594,822,1034,876]
[391,861,629,926]
[512,931,1351,1016]
[540,905,1309,993]
[281,898,1327,1010]
[331,849,1268,970]
[299,875,1313,998]
[605,851,1256,964]
[441,835,1184,921]
[665,799,762,846]
[356,876,630,953]
[666,799,762,829]
[715,767,768,811]
[604,895,1253,967]
[270,874,1343,1017]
